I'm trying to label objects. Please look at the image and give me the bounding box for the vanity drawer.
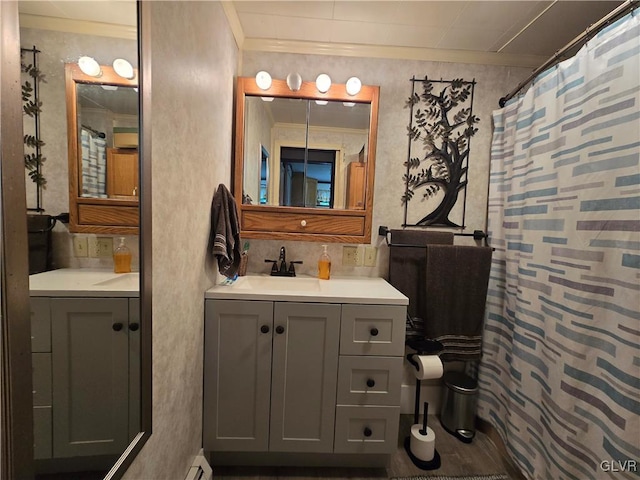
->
[78,204,139,227]
[241,210,365,236]
[32,353,52,406]
[337,356,402,406]
[31,297,51,353]
[340,305,405,356]
[34,406,52,459]
[334,405,400,454]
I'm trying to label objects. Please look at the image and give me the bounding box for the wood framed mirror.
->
[234,77,379,243]
[66,63,139,235]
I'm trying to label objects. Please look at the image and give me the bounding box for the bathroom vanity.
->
[204,276,408,467]
[29,269,140,464]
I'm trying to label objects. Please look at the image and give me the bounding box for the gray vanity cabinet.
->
[203,300,340,453]
[203,300,273,451]
[269,302,340,452]
[31,297,134,460]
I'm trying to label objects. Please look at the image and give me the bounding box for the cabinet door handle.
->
[370,327,379,337]
[112,322,123,331]
[366,378,375,388]
[275,325,285,334]
[129,322,140,331]
[363,427,372,437]
[260,325,270,334]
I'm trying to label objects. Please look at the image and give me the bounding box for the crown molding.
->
[18,14,136,40]
[221,1,244,50]
[242,37,547,69]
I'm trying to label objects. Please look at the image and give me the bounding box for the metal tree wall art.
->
[402,76,479,228]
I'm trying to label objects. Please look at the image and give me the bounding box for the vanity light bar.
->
[254,71,363,97]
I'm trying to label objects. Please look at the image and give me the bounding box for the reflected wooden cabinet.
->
[65,63,139,235]
[107,148,139,199]
[346,162,366,210]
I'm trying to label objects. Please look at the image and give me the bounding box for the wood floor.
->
[212,415,525,480]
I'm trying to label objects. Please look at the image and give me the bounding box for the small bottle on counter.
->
[318,244,331,280]
[113,237,132,274]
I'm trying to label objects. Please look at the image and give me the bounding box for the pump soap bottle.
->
[318,244,331,280]
[113,237,132,274]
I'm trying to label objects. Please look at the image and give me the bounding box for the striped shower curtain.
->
[479,10,639,480]
[81,127,107,198]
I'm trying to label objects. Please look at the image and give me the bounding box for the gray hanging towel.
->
[388,229,454,323]
[423,245,493,361]
[209,183,241,277]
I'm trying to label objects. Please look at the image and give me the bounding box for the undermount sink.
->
[94,272,139,289]
[234,276,321,292]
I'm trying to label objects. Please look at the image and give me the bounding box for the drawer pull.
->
[260,325,270,334]
[112,322,123,332]
[366,378,375,388]
[363,427,372,437]
[129,322,139,331]
[276,325,285,334]
[300,220,307,227]
[370,327,379,337]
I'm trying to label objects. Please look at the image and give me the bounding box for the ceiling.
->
[18,0,625,67]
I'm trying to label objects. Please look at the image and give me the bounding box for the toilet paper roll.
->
[410,424,436,462]
[413,355,443,380]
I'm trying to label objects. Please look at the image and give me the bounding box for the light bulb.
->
[78,56,101,77]
[113,58,135,79]
[255,71,272,90]
[315,73,331,93]
[286,72,302,92]
[346,76,362,96]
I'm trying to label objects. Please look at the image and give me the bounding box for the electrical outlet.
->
[72,236,88,257]
[96,237,113,257]
[364,246,377,267]
[342,246,358,266]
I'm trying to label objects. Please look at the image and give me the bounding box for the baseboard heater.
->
[185,449,212,480]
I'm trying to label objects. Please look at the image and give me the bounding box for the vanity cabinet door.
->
[269,302,340,453]
[51,298,129,458]
[203,299,273,452]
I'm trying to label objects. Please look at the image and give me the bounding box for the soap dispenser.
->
[318,244,331,280]
[113,237,132,274]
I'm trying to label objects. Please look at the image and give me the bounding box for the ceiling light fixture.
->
[261,97,275,102]
[315,74,331,93]
[78,56,101,77]
[315,100,328,105]
[101,85,119,91]
[113,58,135,79]
[346,76,362,96]
[343,102,356,107]
[286,72,302,92]
[255,71,272,90]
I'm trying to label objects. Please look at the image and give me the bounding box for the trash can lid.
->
[443,371,478,394]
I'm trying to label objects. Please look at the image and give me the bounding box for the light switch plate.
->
[72,236,88,257]
[364,246,377,266]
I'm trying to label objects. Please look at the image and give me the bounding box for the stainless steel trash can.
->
[440,371,478,443]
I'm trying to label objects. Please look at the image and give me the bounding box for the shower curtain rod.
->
[499,0,639,107]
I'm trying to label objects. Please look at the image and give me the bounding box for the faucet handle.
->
[288,260,303,276]
[264,259,279,274]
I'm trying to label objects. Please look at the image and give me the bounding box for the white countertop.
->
[205,275,408,305]
[29,269,139,297]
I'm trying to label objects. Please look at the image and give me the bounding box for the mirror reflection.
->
[76,83,139,199]
[243,96,370,209]
[18,1,144,477]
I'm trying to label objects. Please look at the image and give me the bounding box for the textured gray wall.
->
[120,2,237,479]
[240,52,531,278]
